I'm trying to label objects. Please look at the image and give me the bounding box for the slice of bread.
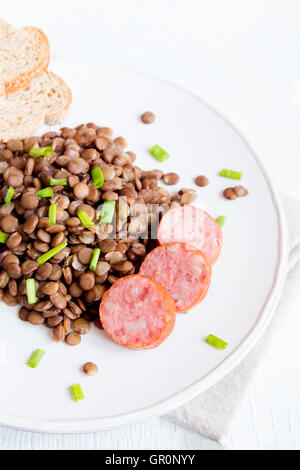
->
[0,71,72,141]
[0,18,49,97]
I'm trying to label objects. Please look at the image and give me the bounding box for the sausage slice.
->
[157,205,222,265]
[140,243,211,312]
[99,274,176,349]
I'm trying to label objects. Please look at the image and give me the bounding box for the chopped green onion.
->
[205,334,228,350]
[49,203,57,226]
[89,248,101,272]
[77,210,94,228]
[5,186,15,204]
[36,187,54,198]
[100,200,116,224]
[150,144,170,162]
[29,146,53,157]
[49,178,68,186]
[216,216,226,228]
[37,242,67,265]
[0,230,8,243]
[183,311,189,315]
[26,278,37,305]
[219,169,242,180]
[91,167,104,189]
[27,349,45,368]
[70,384,85,402]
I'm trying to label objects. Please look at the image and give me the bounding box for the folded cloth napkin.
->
[166,194,300,445]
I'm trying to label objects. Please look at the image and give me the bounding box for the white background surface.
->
[1,0,300,450]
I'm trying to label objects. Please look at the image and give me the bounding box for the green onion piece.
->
[77,210,94,228]
[29,146,53,157]
[0,230,8,243]
[216,216,226,228]
[150,144,170,162]
[37,242,67,265]
[91,167,104,189]
[100,200,116,224]
[70,384,85,402]
[27,349,45,368]
[89,248,101,272]
[219,169,242,180]
[49,178,68,186]
[183,311,189,315]
[5,186,15,204]
[36,187,54,198]
[26,278,37,305]
[205,334,228,350]
[49,203,57,226]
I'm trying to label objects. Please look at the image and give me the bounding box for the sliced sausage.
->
[157,205,222,265]
[140,243,211,312]
[99,274,176,349]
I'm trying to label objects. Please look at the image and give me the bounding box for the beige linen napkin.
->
[166,194,299,445]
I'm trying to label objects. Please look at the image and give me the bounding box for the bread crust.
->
[0,24,50,97]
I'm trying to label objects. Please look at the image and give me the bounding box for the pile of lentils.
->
[0,123,198,346]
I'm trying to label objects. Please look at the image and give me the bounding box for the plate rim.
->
[0,58,289,433]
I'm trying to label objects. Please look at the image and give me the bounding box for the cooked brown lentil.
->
[79,272,95,291]
[65,332,81,346]
[233,186,249,197]
[163,173,179,185]
[180,190,197,205]
[53,324,65,342]
[82,362,98,376]
[27,311,44,325]
[141,111,155,124]
[223,187,238,200]
[73,318,90,335]
[195,175,209,187]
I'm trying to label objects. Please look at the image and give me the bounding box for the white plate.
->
[0,59,288,433]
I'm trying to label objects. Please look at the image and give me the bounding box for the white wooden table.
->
[1,0,300,450]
